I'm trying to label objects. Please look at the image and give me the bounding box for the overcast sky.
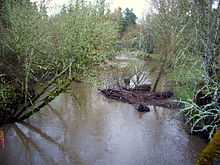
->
[31,0,150,18]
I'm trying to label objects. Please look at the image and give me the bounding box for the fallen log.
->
[100,88,179,109]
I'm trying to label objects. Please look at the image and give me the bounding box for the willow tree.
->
[146,0,220,136]
[146,0,192,92]
[0,0,118,125]
[192,0,220,83]
[181,0,220,138]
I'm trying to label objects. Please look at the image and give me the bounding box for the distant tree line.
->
[112,7,137,36]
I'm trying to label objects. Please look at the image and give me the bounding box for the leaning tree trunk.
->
[151,59,165,92]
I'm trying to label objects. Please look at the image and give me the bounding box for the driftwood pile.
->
[100,86,179,110]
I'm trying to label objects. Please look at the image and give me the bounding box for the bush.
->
[0,0,118,124]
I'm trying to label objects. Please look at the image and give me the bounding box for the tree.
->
[0,0,118,125]
[112,7,125,36]
[147,0,220,137]
[123,8,137,30]
[192,0,220,83]
[112,7,138,36]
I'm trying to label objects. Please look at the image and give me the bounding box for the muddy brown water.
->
[0,55,206,165]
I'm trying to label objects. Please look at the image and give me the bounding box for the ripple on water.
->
[0,57,206,165]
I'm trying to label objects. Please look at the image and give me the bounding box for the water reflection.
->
[0,82,206,165]
[102,61,151,89]
[0,109,83,165]
[0,56,207,165]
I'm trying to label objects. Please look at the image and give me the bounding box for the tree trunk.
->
[195,0,220,83]
[151,61,165,92]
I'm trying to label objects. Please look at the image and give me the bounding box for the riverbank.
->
[0,54,207,165]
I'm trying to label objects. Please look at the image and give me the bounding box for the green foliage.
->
[51,1,118,73]
[180,80,220,137]
[0,0,118,124]
[119,23,154,54]
[0,80,16,109]
[123,8,137,29]
[146,0,220,138]
[112,7,137,35]
[192,0,220,83]
[169,57,203,100]
[112,7,126,35]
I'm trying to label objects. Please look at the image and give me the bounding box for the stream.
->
[0,54,206,165]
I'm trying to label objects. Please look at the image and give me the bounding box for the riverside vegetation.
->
[0,0,220,164]
[0,0,118,124]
